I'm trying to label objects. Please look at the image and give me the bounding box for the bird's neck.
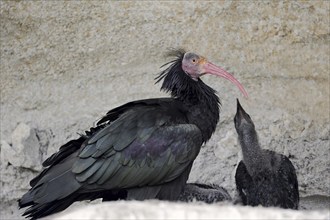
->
[158,63,220,142]
[238,129,268,175]
[176,80,220,143]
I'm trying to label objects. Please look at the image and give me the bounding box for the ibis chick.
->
[234,99,299,209]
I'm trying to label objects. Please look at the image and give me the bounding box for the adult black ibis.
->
[18,49,248,219]
[234,99,299,209]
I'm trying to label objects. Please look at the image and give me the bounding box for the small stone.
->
[8,123,42,171]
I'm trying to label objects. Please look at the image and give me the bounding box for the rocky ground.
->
[1,1,329,219]
[50,201,329,220]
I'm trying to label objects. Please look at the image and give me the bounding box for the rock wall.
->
[1,1,329,219]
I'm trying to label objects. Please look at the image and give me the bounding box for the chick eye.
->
[192,59,196,63]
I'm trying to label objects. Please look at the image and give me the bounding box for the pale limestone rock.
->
[8,123,42,171]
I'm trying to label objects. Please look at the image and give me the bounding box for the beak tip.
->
[242,90,249,99]
[236,98,245,115]
[236,98,241,107]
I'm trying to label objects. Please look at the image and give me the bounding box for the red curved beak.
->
[203,62,248,98]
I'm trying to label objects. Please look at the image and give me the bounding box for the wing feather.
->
[78,123,202,191]
[87,159,113,184]
[71,157,96,174]
[76,159,104,182]
[96,153,122,185]
[69,101,202,196]
[79,144,96,158]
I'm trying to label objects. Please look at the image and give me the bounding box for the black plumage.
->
[234,99,299,209]
[179,183,232,203]
[18,49,247,219]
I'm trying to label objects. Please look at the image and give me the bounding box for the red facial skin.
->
[182,52,248,98]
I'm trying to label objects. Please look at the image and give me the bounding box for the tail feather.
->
[20,190,125,220]
[19,160,81,208]
[19,122,110,219]
[22,194,79,220]
[19,136,86,219]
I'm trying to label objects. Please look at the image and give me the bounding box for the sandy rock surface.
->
[1,1,329,219]
[49,201,330,220]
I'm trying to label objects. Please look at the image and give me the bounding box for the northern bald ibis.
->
[234,99,299,209]
[18,49,248,219]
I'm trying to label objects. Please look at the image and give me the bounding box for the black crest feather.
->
[155,49,220,108]
[155,48,186,84]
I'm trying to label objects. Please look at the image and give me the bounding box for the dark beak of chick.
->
[234,99,250,127]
